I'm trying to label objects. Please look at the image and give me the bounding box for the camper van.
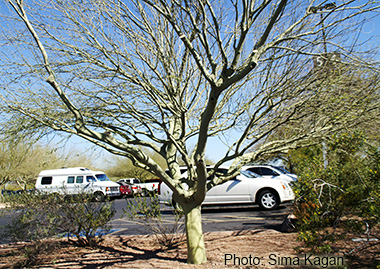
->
[35,167,120,201]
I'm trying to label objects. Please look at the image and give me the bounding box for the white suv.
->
[158,166,294,210]
[242,165,298,182]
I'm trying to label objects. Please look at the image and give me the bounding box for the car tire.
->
[257,190,279,210]
[93,191,105,202]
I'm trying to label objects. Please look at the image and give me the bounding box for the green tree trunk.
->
[183,203,207,264]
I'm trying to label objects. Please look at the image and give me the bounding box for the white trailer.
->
[35,167,120,201]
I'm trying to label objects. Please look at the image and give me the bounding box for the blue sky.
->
[1,1,380,170]
[63,12,380,169]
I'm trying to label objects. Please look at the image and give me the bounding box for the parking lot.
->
[0,197,293,245]
[108,198,292,236]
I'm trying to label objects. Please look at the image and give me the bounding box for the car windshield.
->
[95,174,110,181]
[241,170,260,178]
[274,166,290,174]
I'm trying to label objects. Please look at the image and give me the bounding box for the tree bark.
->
[183,203,207,264]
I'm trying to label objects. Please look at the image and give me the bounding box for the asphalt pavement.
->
[0,198,292,244]
[108,198,292,237]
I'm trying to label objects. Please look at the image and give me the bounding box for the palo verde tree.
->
[1,0,379,264]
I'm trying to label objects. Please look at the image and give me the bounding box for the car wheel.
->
[257,190,279,210]
[93,191,105,202]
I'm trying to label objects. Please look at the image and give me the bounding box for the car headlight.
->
[281,182,290,190]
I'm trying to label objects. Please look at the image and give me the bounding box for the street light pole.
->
[309,2,336,169]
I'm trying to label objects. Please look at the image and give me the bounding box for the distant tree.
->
[249,59,380,171]
[106,149,167,180]
[1,0,379,264]
[0,138,95,189]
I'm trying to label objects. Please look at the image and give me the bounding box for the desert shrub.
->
[293,131,380,254]
[124,192,185,248]
[1,190,116,248]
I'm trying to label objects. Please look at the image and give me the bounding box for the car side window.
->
[67,176,75,184]
[86,175,96,182]
[248,167,261,175]
[207,168,232,181]
[261,168,278,176]
[76,176,84,184]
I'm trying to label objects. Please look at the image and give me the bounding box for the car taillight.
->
[106,187,110,192]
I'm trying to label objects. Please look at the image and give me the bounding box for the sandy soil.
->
[0,230,299,268]
[0,201,379,268]
[0,228,379,268]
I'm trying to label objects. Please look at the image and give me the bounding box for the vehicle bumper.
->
[280,189,295,203]
[106,192,121,197]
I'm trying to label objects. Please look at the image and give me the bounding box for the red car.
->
[116,182,132,197]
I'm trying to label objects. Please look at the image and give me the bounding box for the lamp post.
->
[309,2,337,66]
[309,2,336,169]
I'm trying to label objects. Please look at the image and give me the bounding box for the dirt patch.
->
[1,229,379,268]
[0,230,299,268]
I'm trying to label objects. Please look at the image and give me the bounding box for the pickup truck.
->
[117,178,160,195]
[158,166,294,210]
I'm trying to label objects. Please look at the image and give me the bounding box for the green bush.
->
[292,131,380,253]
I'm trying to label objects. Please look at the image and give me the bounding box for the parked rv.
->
[35,167,120,201]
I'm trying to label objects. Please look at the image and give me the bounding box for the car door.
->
[204,183,218,203]
[73,175,85,194]
[210,169,253,203]
[202,168,219,204]
[66,175,76,194]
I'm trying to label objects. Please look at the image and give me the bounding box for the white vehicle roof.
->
[38,167,105,176]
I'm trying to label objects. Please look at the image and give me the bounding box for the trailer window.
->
[41,177,52,185]
[67,176,75,184]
